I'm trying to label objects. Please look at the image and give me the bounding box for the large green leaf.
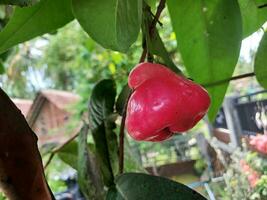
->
[0,0,37,6]
[107,173,207,200]
[238,0,267,37]
[167,0,242,121]
[0,0,74,54]
[89,79,119,187]
[78,125,104,199]
[72,0,142,52]
[255,31,267,89]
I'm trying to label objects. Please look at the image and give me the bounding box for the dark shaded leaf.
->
[0,0,74,54]
[255,31,267,89]
[167,0,242,121]
[78,125,104,199]
[72,0,142,52]
[89,79,119,186]
[0,88,54,199]
[108,173,207,200]
[238,0,267,37]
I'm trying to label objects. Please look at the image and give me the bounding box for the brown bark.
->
[0,88,53,200]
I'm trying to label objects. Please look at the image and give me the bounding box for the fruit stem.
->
[119,90,132,174]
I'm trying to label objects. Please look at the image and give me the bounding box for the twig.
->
[149,0,166,36]
[119,91,132,174]
[44,131,80,169]
[139,0,166,63]
[203,72,255,88]
[258,3,267,9]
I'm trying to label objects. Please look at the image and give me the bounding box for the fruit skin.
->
[126,62,211,142]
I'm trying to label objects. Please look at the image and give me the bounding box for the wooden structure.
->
[14,90,80,147]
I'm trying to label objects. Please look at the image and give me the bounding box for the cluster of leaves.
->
[0,0,266,121]
[0,0,267,199]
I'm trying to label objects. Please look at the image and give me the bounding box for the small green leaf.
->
[167,0,242,121]
[107,173,207,200]
[255,32,267,89]
[78,125,104,199]
[72,0,142,52]
[0,0,74,54]
[238,0,267,37]
[57,140,78,170]
[116,84,131,116]
[0,0,37,7]
[89,79,119,186]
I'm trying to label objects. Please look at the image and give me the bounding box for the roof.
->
[12,99,33,117]
[27,89,80,126]
[40,89,80,110]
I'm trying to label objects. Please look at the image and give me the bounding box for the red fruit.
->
[126,62,211,141]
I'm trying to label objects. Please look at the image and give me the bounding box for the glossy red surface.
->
[126,62,211,141]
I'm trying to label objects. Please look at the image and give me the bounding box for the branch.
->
[44,130,80,169]
[203,72,255,88]
[258,3,267,9]
[139,0,166,63]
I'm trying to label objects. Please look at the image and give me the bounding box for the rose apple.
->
[126,62,211,141]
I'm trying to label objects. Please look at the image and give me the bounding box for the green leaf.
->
[72,0,142,52]
[89,79,119,186]
[167,0,242,121]
[238,0,267,38]
[255,32,267,89]
[78,125,104,199]
[57,140,78,170]
[0,0,74,54]
[143,5,180,74]
[0,0,37,7]
[116,84,131,116]
[124,139,146,173]
[107,173,207,200]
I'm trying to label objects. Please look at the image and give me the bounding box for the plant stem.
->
[203,72,255,88]
[44,128,81,169]
[139,0,166,63]
[119,91,132,174]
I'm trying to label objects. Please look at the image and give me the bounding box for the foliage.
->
[0,0,267,199]
[108,173,206,200]
[255,31,267,89]
[0,0,73,54]
[0,0,266,120]
[72,0,142,52]
[168,0,242,120]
